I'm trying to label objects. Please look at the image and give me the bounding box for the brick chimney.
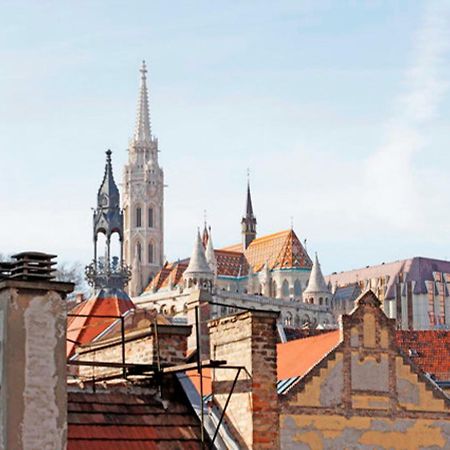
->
[0,252,74,450]
[209,310,280,450]
[186,287,212,360]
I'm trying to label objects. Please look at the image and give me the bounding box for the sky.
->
[1,0,450,274]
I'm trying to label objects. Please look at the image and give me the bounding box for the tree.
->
[55,261,88,297]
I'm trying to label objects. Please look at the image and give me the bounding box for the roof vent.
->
[8,252,57,282]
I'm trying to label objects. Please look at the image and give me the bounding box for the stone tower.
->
[123,61,164,295]
[241,180,257,249]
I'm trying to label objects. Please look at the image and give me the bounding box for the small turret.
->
[183,229,214,289]
[303,252,331,307]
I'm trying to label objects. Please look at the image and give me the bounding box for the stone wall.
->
[209,310,280,450]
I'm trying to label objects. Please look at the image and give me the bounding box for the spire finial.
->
[290,216,294,230]
[134,60,151,144]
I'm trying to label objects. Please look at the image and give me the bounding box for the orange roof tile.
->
[215,250,248,277]
[67,288,135,357]
[396,330,450,381]
[276,330,341,380]
[242,229,312,272]
[187,330,341,398]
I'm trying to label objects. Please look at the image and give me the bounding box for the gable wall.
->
[279,291,450,449]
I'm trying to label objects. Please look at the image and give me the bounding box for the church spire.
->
[134,60,151,144]
[241,178,257,250]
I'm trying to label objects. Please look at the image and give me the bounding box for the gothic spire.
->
[241,178,257,249]
[97,149,120,211]
[134,60,152,144]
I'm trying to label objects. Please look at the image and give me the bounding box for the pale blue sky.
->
[1,1,450,274]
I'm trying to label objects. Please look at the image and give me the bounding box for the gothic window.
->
[148,207,154,228]
[148,243,154,264]
[319,297,323,305]
[294,280,302,297]
[136,242,142,262]
[136,207,142,227]
[282,280,289,298]
[271,280,277,298]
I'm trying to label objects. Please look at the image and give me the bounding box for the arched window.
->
[319,297,323,305]
[282,280,289,298]
[136,207,142,227]
[148,208,154,228]
[136,242,142,262]
[294,280,302,297]
[271,280,277,298]
[148,243,154,264]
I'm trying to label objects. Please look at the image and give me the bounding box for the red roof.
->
[68,388,204,449]
[67,289,135,357]
[396,330,450,381]
[187,330,341,397]
[277,330,341,380]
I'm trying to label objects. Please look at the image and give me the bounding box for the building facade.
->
[327,257,450,330]
[122,61,164,295]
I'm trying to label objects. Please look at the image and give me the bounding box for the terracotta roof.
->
[396,330,450,381]
[276,330,341,381]
[240,229,312,272]
[215,250,248,277]
[186,330,341,398]
[67,387,204,449]
[67,288,135,357]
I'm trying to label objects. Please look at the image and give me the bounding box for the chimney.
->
[0,252,74,449]
[186,287,211,360]
[209,309,280,449]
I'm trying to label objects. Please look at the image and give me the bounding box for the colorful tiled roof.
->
[67,288,135,357]
[396,330,450,381]
[145,229,311,293]
[67,388,205,449]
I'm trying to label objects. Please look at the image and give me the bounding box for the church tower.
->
[123,61,164,295]
[241,181,257,249]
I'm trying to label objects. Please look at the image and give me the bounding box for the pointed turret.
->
[93,150,123,244]
[241,180,257,249]
[183,229,214,288]
[134,60,152,144]
[205,227,217,276]
[88,150,129,290]
[303,253,331,307]
[202,221,209,248]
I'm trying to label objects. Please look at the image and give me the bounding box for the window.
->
[282,280,289,298]
[148,243,154,264]
[136,242,142,262]
[136,207,142,227]
[148,208,154,228]
[294,280,302,297]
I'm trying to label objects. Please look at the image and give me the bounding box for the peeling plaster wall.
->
[280,415,450,450]
[0,287,67,450]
